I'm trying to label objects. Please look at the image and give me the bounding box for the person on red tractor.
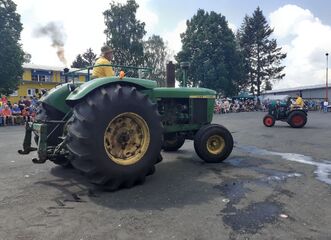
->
[92,45,115,79]
[291,93,304,109]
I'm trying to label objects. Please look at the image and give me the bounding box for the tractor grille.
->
[191,99,207,123]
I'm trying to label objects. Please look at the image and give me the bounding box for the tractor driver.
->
[291,93,304,109]
[92,45,115,79]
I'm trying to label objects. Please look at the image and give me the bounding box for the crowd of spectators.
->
[214,98,267,114]
[0,95,38,126]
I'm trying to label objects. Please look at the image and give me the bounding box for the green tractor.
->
[19,64,233,191]
[263,95,308,128]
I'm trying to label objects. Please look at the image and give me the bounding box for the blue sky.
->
[149,0,331,32]
[14,0,331,89]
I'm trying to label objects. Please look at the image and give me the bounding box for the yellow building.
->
[8,63,87,103]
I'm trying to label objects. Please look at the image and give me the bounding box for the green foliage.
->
[71,48,96,68]
[23,52,31,63]
[83,48,97,66]
[176,9,245,96]
[237,7,286,96]
[143,35,169,86]
[71,54,88,68]
[0,0,24,95]
[103,0,146,68]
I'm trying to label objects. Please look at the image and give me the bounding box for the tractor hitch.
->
[18,122,37,154]
[18,122,48,164]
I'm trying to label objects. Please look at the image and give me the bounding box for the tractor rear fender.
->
[65,76,157,107]
[288,109,308,115]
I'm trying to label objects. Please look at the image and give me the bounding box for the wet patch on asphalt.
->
[212,156,302,235]
[222,201,282,234]
[214,180,249,205]
[237,145,331,185]
[213,177,286,234]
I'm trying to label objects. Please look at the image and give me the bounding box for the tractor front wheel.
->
[263,114,275,127]
[194,124,233,163]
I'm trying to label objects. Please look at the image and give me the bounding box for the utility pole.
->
[326,53,329,101]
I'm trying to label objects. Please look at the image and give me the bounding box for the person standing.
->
[92,45,115,79]
[323,99,329,113]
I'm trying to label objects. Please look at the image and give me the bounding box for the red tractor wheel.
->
[288,111,307,128]
[263,114,275,127]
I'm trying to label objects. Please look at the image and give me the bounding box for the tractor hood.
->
[39,83,79,114]
[151,87,216,99]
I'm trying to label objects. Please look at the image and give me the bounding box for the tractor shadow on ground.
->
[35,147,299,213]
[36,154,229,211]
[264,125,320,129]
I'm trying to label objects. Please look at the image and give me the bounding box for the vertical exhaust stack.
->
[63,68,69,83]
[180,62,190,87]
[166,61,175,87]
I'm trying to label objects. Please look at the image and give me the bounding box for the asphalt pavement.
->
[0,111,330,240]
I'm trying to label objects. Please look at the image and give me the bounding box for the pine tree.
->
[0,0,24,95]
[71,48,96,68]
[71,54,88,68]
[238,7,286,96]
[82,48,97,66]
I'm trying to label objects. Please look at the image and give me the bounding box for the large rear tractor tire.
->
[162,134,185,152]
[66,85,163,191]
[194,124,233,163]
[263,114,275,127]
[287,111,307,128]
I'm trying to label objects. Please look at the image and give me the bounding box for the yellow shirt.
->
[295,96,304,108]
[92,57,114,78]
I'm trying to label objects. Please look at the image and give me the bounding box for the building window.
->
[32,75,38,81]
[31,69,52,82]
[27,88,40,97]
[63,75,79,82]
[32,74,51,82]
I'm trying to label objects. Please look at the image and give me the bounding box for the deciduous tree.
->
[143,35,169,86]
[0,0,24,95]
[103,0,146,68]
[176,9,245,96]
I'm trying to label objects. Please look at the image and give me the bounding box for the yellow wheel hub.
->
[104,112,150,165]
[206,135,225,155]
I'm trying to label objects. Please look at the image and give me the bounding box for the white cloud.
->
[228,22,237,33]
[14,0,158,67]
[269,4,331,89]
[162,20,187,61]
[136,0,158,34]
